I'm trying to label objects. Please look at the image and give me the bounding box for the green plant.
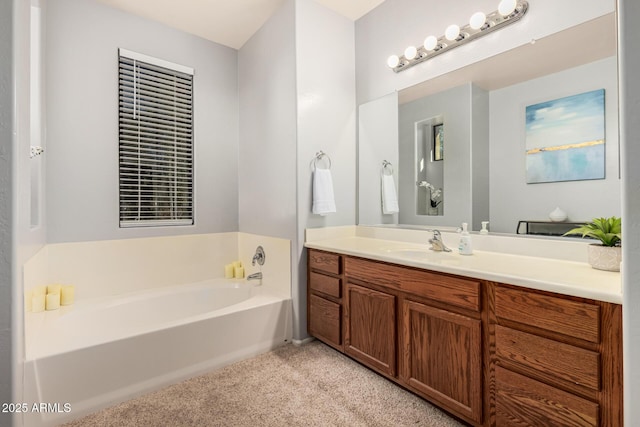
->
[564,216,621,247]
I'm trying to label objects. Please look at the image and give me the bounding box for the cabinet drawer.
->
[495,367,599,427]
[496,325,600,392]
[309,294,341,347]
[345,257,480,312]
[309,250,342,275]
[310,271,341,299]
[495,285,600,343]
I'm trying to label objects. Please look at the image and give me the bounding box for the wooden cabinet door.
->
[401,299,482,424]
[344,282,396,377]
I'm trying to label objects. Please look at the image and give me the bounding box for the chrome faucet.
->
[248,246,265,282]
[252,246,265,266]
[428,230,451,252]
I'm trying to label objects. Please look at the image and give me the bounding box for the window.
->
[118,49,194,227]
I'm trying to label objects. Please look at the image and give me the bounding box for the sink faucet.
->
[428,230,452,252]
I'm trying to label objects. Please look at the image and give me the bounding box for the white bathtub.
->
[23,279,292,427]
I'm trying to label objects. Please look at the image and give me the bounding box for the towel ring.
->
[382,160,393,176]
[312,151,332,171]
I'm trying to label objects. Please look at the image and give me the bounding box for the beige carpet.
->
[62,341,465,427]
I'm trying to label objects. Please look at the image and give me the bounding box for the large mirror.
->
[358,14,619,235]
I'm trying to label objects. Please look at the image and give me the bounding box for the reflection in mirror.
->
[397,83,488,230]
[358,14,619,235]
[415,116,444,216]
[358,92,399,226]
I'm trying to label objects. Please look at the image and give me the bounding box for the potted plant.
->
[564,217,621,271]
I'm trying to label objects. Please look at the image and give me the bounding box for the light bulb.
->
[387,55,400,68]
[498,0,517,16]
[469,11,486,30]
[445,24,460,41]
[423,35,438,51]
[404,46,417,60]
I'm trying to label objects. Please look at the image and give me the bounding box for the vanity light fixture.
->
[387,0,528,73]
[469,12,487,30]
[444,24,461,41]
[404,45,418,60]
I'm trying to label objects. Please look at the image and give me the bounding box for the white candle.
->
[33,285,47,295]
[47,284,62,295]
[32,294,46,313]
[233,260,242,268]
[224,264,234,279]
[46,293,60,311]
[234,266,244,279]
[60,285,75,306]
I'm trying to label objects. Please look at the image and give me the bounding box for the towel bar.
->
[382,160,393,175]
[312,151,332,170]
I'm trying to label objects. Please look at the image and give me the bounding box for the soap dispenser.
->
[480,221,489,235]
[458,223,473,255]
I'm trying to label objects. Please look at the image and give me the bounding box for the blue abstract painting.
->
[525,89,605,184]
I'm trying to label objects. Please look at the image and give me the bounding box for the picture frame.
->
[433,123,444,161]
[525,89,605,184]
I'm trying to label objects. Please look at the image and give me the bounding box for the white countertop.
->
[305,233,622,304]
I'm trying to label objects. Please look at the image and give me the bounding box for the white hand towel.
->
[312,168,336,215]
[381,174,399,214]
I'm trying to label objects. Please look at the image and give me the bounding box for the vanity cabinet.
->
[343,255,484,424]
[307,250,343,350]
[306,249,623,427]
[492,284,623,427]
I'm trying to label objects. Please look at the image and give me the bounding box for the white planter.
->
[587,244,622,272]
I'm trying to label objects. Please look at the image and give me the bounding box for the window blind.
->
[118,50,194,227]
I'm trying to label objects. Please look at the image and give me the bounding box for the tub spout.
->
[247,272,262,281]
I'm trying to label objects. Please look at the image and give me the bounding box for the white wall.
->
[9,1,50,425]
[618,0,640,423]
[45,0,239,243]
[238,0,299,336]
[239,0,356,341]
[238,0,297,240]
[355,0,615,104]
[358,91,398,225]
[295,0,356,340]
[489,57,620,233]
[296,0,356,232]
[1,0,15,423]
